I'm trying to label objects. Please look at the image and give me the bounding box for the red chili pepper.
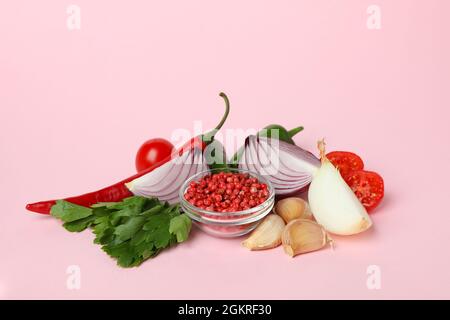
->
[25,158,169,214]
[26,93,230,214]
[176,93,230,157]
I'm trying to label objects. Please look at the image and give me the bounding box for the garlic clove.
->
[242,214,286,250]
[274,197,313,223]
[282,219,332,257]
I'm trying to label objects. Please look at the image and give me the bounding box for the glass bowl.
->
[179,168,275,238]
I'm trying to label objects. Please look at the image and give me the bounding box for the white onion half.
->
[308,141,372,235]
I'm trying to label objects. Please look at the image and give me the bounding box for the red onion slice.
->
[156,148,207,201]
[126,146,208,204]
[239,135,320,195]
[150,151,196,197]
[129,150,190,194]
[253,136,307,184]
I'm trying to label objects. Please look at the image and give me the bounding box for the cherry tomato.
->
[327,151,364,177]
[344,170,384,212]
[135,138,174,172]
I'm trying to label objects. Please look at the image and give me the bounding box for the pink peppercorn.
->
[185,172,269,212]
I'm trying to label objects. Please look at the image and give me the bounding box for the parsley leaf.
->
[114,216,146,242]
[51,200,93,223]
[50,196,192,268]
[169,214,192,242]
[63,215,96,232]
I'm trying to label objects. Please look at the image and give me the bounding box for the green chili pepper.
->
[201,93,230,144]
[199,93,230,172]
[229,124,304,168]
[205,139,229,171]
[258,124,304,144]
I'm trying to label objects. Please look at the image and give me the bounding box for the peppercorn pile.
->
[184,172,269,212]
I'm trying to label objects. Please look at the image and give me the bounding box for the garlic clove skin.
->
[242,214,286,250]
[308,160,372,235]
[282,219,331,257]
[274,197,313,223]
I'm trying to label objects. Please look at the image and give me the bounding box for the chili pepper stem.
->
[287,126,304,138]
[202,92,230,142]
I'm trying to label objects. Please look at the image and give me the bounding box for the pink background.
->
[1,0,449,299]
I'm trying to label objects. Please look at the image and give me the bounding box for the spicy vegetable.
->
[135,138,174,172]
[204,139,229,172]
[177,92,230,157]
[51,196,191,267]
[26,92,231,214]
[258,124,304,145]
[344,170,384,212]
[308,140,372,235]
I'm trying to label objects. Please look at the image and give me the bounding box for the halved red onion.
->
[126,147,208,203]
[238,136,320,195]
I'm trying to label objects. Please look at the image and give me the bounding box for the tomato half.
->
[135,138,174,172]
[344,170,384,212]
[327,151,364,177]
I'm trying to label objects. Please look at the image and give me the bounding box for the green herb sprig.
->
[51,196,191,267]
